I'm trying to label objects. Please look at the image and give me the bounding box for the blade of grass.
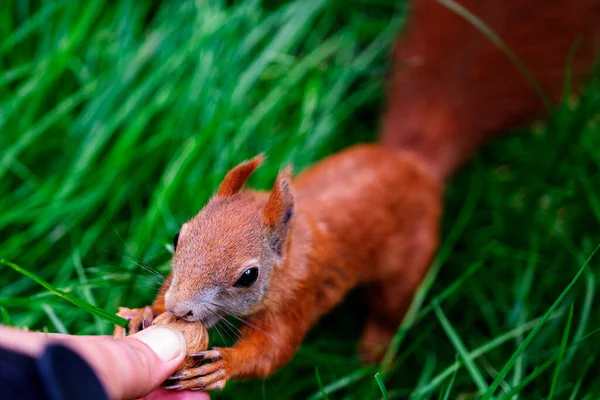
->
[1,260,128,327]
[235,34,346,145]
[383,322,437,388]
[481,243,600,400]
[308,366,376,400]
[498,355,557,400]
[0,62,34,88]
[42,304,69,334]
[579,170,600,224]
[511,236,538,400]
[315,367,330,400]
[415,255,487,325]
[0,1,66,56]
[499,315,600,400]
[441,356,459,400]
[0,307,13,326]
[548,302,574,399]
[374,373,390,400]
[413,352,437,397]
[411,310,563,398]
[434,302,489,394]
[567,269,595,364]
[72,247,104,334]
[556,237,596,366]
[568,355,595,400]
[232,0,327,104]
[0,79,99,181]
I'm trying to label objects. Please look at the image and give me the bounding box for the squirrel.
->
[113,0,600,392]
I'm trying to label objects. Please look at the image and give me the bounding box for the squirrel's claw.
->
[189,349,223,361]
[162,382,184,390]
[141,306,153,330]
[167,356,223,380]
[201,379,226,391]
[113,306,155,337]
[164,349,229,392]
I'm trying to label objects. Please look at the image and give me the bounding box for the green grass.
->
[1,0,600,399]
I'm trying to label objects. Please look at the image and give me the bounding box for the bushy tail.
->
[380,0,600,181]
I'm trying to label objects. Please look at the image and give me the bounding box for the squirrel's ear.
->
[263,166,294,258]
[217,153,265,197]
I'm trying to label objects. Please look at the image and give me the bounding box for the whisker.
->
[219,321,243,344]
[206,307,238,345]
[206,306,274,361]
[216,306,273,338]
[103,250,166,286]
[128,258,169,282]
[208,308,242,343]
[110,273,163,288]
[102,213,172,285]
[134,271,165,285]
[205,304,293,398]
[127,252,172,285]
[131,284,163,291]
[207,302,292,352]
[211,321,227,347]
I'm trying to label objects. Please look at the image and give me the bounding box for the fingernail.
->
[136,326,186,362]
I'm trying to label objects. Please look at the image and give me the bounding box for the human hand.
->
[0,325,210,400]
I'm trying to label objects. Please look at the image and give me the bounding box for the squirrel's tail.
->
[380,0,600,181]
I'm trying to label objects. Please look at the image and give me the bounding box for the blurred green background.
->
[1,0,600,398]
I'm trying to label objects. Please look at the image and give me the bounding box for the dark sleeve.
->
[0,343,109,400]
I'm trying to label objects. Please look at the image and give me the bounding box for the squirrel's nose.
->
[164,293,195,319]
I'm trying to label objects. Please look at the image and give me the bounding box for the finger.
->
[0,326,110,356]
[64,325,187,400]
[145,387,211,400]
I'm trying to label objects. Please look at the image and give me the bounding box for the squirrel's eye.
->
[173,232,180,249]
[233,267,259,288]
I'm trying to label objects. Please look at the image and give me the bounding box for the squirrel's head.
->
[163,154,294,327]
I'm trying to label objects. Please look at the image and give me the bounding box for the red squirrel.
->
[113,0,600,392]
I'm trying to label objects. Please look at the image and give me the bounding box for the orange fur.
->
[115,0,600,391]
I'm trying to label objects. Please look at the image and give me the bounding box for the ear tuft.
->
[264,166,294,258]
[217,153,265,197]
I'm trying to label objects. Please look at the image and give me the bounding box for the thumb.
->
[70,325,187,400]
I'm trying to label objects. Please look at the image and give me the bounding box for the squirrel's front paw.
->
[113,306,155,337]
[163,349,230,392]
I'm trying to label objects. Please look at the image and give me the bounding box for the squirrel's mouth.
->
[181,307,221,328]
